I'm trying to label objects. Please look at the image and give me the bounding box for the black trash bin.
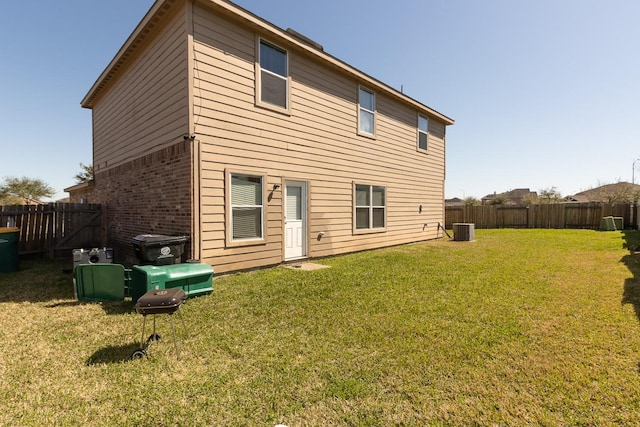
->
[132,234,188,265]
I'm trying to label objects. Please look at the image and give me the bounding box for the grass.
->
[1,229,640,425]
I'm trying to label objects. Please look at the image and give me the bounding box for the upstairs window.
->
[418,114,429,151]
[259,40,288,109]
[355,184,386,231]
[358,87,375,136]
[230,173,264,241]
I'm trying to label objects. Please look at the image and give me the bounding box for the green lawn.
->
[1,229,640,425]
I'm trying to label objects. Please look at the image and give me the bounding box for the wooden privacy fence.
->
[445,203,637,230]
[0,203,102,258]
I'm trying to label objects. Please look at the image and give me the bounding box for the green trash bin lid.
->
[74,264,126,301]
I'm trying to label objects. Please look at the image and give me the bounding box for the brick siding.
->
[88,140,193,265]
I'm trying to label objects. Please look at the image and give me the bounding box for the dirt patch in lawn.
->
[283,262,330,271]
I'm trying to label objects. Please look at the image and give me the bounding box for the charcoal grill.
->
[132,288,187,359]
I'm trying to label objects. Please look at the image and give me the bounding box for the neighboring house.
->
[64,181,95,204]
[567,182,640,203]
[563,194,589,203]
[78,0,454,273]
[445,198,465,207]
[0,196,44,206]
[481,188,537,205]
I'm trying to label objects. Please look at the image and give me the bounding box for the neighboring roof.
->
[563,194,590,203]
[445,197,465,206]
[482,188,537,203]
[569,182,640,203]
[80,0,454,126]
[64,180,94,193]
[0,196,44,206]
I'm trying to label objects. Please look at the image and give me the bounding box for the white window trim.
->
[417,113,429,152]
[353,182,387,234]
[357,86,376,138]
[226,169,268,247]
[256,38,291,114]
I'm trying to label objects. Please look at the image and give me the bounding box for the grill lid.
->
[135,288,186,315]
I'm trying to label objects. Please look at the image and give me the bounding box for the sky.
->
[1,1,639,201]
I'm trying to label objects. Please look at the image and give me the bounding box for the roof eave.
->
[81,0,176,109]
[64,180,95,193]
[207,0,454,125]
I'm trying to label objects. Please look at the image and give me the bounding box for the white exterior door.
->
[285,181,306,260]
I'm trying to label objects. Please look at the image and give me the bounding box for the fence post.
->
[47,203,55,259]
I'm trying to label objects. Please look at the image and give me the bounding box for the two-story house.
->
[79,0,454,273]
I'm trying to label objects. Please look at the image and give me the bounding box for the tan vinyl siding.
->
[83,0,450,273]
[191,4,447,273]
[92,3,189,173]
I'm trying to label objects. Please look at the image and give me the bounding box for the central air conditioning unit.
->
[72,247,114,269]
[452,223,475,242]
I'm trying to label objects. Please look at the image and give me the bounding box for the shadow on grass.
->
[93,300,135,315]
[86,342,141,365]
[614,230,640,373]
[621,231,640,321]
[45,299,135,315]
[0,260,135,315]
[0,260,74,303]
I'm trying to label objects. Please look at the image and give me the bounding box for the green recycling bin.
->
[613,217,624,230]
[0,227,20,273]
[130,262,213,303]
[600,216,617,231]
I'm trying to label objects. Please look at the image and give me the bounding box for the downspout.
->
[192,137,202,262]
[442,126,447,232]
[186,0,202,261]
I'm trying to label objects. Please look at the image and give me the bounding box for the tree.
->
[490,196,506,205]
[597,181,635,203]
[538,186,562,204]
[463,196,480,206]
[0,176,55,205]
[74,163,94,184]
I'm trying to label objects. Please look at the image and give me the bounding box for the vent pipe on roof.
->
[285,28,323,51]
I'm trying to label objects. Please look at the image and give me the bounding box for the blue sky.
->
[1,1,639,201]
